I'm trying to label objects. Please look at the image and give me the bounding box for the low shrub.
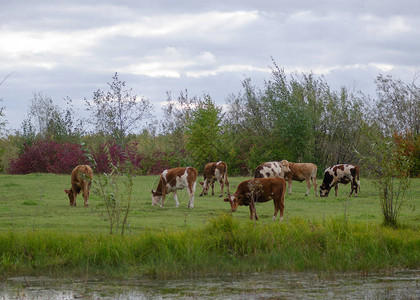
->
[8,140,88,174]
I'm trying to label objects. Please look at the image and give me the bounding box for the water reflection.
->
[1,270,419,299]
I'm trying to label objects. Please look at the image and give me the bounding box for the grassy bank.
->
[0,214,419,279]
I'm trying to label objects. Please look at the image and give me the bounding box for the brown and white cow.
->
[284,162,318,196]
[319,164,360,197]
[224,177,286,221]
[64,165,93,207]
[199,161,230,197]
[151,167,198,208]
[254,160,290,179]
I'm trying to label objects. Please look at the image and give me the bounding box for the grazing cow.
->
[224,177,286,221]
[64,165,93,207]
[199,161,230,197]
[151,167,198,208]
[319,164,360,197]
[254,160,290,179]
[284,162,318,196]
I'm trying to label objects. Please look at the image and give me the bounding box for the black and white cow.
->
[254,160,290,179]
[319,164,360,197]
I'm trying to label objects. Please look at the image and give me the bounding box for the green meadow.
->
[0,174,419,278]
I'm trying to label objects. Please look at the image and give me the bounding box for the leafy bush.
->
[8,140,88,174]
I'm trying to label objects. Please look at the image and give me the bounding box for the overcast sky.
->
[1,0,419,131]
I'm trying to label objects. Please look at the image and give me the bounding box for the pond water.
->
[1,270,419,299]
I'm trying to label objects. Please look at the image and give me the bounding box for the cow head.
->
[64,189,75,206]
[280,160,291,174]
[200,180,214,195]
[151,190,162,206]
[319,184,331,197]
[223,194,242,212]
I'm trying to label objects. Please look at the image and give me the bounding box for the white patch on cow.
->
[257,162,286,178]
[162,169,168,181]
[175,168,189,190]
[214,168,221,180]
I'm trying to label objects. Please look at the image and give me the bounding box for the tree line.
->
[0,63,419,177]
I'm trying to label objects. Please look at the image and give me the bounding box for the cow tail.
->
[223,164,228,183]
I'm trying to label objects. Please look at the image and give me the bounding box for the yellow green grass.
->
[0,174,419,278]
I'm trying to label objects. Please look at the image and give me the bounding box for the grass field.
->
[0,174,419,233]
[0,174,419,278]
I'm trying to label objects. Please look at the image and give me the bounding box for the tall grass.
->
[1,214,418,279]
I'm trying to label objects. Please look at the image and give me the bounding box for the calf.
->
[199,161,230,197]
[64,165,93,207]
[224,177,286,221]
[284,162,318,196]
[319,164,360,197]
[151,167,198,208]
[254,160,290,179]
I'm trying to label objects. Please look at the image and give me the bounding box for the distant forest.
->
[0,62,419,176]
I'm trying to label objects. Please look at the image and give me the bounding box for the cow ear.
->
[151,190,155,195]
[64,189,70,194]
[223,197,229,202]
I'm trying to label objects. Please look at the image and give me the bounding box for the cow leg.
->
[172,191,179,207]
[199,179,207,196]
[335,185,339,196]
[272,200,279,221]
[160,193,167,207]
[312,177,318,197]
[219,179,224,197]
[288,179,293,195]
[71,187,78,206]
[187,182,196,208]
[82,184,89,207]
[305,179,311,196]
[211,180,215,196]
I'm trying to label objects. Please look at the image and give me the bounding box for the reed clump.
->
[0,214,418,279]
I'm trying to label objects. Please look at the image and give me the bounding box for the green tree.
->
[185,95,222,168]
[85,73,153,145]
[362,131,413,228]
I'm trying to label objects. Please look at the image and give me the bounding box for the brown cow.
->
[151,167,198,208]
[254,160,290,179]
[64,165,93,207]
[224,177,286,221]
[319,164,360,197]
[284,162,318,196]
[199,161,230,197]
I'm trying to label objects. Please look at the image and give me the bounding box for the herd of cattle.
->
[65,160,360,221]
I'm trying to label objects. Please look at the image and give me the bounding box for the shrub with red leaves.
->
[8,139,189,175]
[8,140,88,174]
